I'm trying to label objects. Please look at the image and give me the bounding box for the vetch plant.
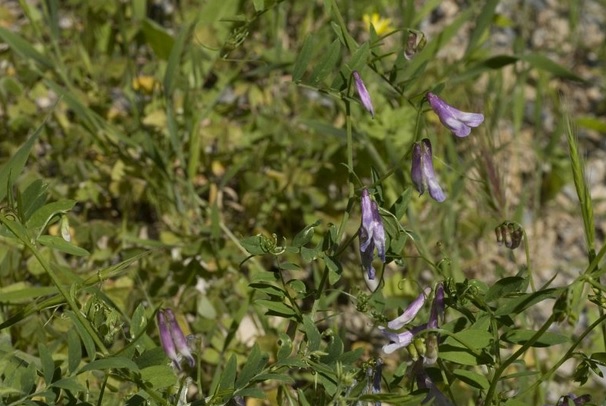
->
[379,284,444,357]
[353,71,375,118]
[411,138,446,202]
[359,188,385,281]
[427,92,484,137]
[157,308,195,370]
[0,1,603,405]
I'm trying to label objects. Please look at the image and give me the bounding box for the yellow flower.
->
[132,75,157,94]
[362,13,394,36]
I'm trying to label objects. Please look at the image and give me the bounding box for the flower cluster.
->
[379,283,444,361]
[157,308,195,370]
[410,93,484,202]
[350,59,484,406]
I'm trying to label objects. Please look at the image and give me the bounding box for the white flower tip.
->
[364,272,380,291]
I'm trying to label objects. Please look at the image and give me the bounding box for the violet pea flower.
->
[427,92,484,137]
[164,309,195,368]
[360,189,385,280]
[388,287,431,330]
[157,308,195,370]
[380,287,431,354]
[380,323,427,354]
[411,139,446,202]
[353,71,375,118]
[381,285,445,356]
[428,283,444,329]
[157,310,179,368]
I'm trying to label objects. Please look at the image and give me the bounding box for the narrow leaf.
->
[302,315,321,352]
[164,21,196,95]
[79,357,140,374]
[293,220,321,247]
[485,277,528,302]
[26,200,76,229]
[465,0,499,55]
[66,311,97,361]
[452,368,490,390]
[292,34,314,83]
[0,27,53,71]
[39,343,55,385]
[308,39,341,86]
[235,344,268,389]
[67,329,82,374]
[38,235,90,256]
[142,19,175,60]
[501,330,569,347]
[0,124,43,202]
[217,354,238,394]
[494,288,560,316]
[521,54,586,83]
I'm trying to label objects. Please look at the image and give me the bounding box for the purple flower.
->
[381,285,445,356]
[428,283,444,329]
[388,288,430,330]
[380,323,427,354]
[411,139,446,202]
[360,189,385,280]
[353,71,375,118]
[157,310,178,368]
[427,92,484,137]
[157,309,195,370]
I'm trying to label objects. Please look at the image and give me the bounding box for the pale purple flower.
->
[381,285,445,356]
[411,139,446,202]
[157,310,178,368]
[360,189,385,280]
[380,324,427,354]
[165,309,195,367]
[353,71,375,118]
[427,92,484,137]
[157,308,195,370]
[388,287,431,330]
[428,283,444,329]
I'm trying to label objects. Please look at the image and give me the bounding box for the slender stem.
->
[0,214,109,355]
[520,311,606,397]
[484,314,556,405]
[522,227,536,292]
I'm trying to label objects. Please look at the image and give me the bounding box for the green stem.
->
[484,314,556,405]
[520,311,606,397]
[0,214,109,355]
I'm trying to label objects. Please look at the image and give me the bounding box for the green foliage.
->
[0,0,604,405]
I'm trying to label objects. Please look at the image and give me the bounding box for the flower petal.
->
[157,310,179,368]
[428,283,445,329]
[427,92,483,137]
[353,71,375,117]
[165,309,195,368]
[427,177,446,202]
[411,142,424,195]
[387,288,431,330]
